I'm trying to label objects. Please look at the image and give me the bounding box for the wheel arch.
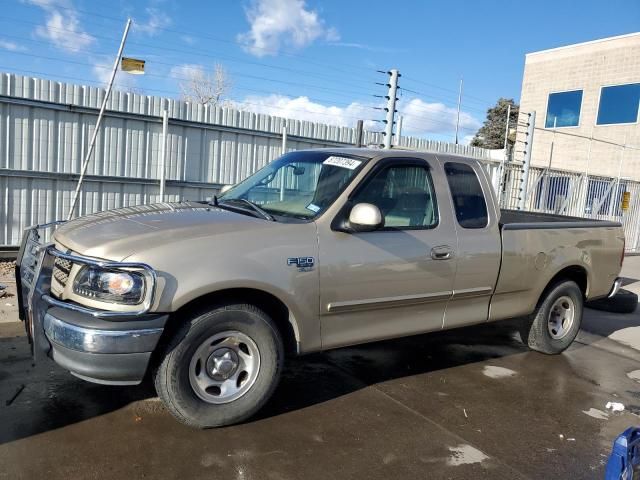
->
[538,265,588,307]
[158,288,300,357]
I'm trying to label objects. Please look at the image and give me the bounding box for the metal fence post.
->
[518,111,536,210]
[281,122,288,155]
[355,120,364,147]
[383,69,399,149]
[396,115,403,147]
[159,109,168,201]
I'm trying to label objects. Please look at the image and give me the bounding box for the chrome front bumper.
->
[15,222,166,385]
[44,313,163,354]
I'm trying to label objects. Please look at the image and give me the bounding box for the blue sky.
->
[0,0,638,143]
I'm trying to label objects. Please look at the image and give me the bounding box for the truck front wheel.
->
[520,280,583,355]
[153,304,284,428]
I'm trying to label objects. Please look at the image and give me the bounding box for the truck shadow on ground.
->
[0,311,636,445]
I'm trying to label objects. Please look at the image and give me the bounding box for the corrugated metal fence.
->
[0,73,490,246]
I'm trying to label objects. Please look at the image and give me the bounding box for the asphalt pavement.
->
[0,259,639,479]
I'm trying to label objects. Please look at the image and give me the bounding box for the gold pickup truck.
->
[16,148,625,428]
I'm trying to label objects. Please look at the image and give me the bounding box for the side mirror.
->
[348,203,384,232]
[219,185,233,194]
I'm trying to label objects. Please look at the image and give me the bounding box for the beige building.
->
[519,32,640,180]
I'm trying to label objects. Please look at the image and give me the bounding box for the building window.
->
[545,90,583,128]
[597,83,640,125]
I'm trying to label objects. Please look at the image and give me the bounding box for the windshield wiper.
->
[219,198,276,222]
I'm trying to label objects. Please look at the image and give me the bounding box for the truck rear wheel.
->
[520,280,583,355]
[153,304,284,428]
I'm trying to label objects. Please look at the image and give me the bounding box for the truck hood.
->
[53,202,277,260]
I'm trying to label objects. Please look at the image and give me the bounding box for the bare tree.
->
[179,64,232,107]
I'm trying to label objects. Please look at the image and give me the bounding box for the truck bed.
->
[499,209,621,230]
[490,208,624,323]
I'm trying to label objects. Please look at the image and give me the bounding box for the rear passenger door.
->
[439,158,501,328]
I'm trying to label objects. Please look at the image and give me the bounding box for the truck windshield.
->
[219,151,369,220]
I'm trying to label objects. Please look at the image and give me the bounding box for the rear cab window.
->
[444,162,488,229]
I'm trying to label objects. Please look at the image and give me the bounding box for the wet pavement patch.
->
[2,313,640,479]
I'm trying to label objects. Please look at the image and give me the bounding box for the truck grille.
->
[53,257,73,288]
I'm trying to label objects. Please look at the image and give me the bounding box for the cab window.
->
[444,162,488,229]
[352,163,438,229]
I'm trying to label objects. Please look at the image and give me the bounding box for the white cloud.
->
[91,57,138,91]
[232,94,481,142]
[0,39,27,52]
[169,63,205,80]
[181,35,196,45]
[235,94,377,129]
[25,0,95,53]
[238,0,339,57]
[134,8,171,36]
[461,134,475,146]
[399,98,481,137]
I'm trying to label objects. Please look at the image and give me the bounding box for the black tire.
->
[586,288,638,314]
[520,280,583,355]
[153,304,284,428]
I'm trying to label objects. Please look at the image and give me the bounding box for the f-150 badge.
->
[287,257,315,271]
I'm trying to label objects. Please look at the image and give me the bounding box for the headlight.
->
[73,266,146,305]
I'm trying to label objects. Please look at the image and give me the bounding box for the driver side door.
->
[317,157,458,349]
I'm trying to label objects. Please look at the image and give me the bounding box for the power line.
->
[401,75,497,106]
[0,49,377,103]
[0,67,377,124]
[1,3,384,76]
[398,87,488,116]
[0,27,379,93]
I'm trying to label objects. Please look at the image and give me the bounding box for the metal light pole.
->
[67,18,132,220]
[383,69,399,149]
[454,77,463,145]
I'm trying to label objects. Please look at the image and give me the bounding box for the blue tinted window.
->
[597,83,640,125]
[545,90,583,128]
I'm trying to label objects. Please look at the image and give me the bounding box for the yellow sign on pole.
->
[121,57,145,74]
[622,191,631,211]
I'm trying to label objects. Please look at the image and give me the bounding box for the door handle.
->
[431,246,453,260]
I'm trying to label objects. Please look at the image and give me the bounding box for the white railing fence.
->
[484,160,640,253]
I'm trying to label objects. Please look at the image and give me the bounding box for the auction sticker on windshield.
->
[323,156,362,170]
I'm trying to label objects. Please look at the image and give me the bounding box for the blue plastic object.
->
[606,427,640,479]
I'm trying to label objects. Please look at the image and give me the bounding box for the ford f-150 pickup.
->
[16,148,625,428]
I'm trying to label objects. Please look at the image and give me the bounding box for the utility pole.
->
[454,77,463,145]
[518,110,536,210]
[496,103,511,204]
[383,69,399,149]
[67,18,132,220]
